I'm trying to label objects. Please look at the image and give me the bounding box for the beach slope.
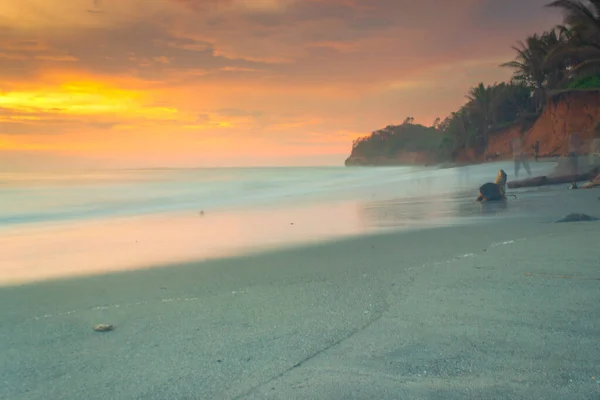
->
[1,190,599,400]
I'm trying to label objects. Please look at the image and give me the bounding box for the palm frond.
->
[547,0,600,37]
[500,61,526,69]
[567,57,600,75]
[545,42,600,65]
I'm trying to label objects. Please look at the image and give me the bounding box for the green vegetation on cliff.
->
[347,0,600,165]
[347,123,448,166]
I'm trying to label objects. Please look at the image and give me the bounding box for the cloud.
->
[2,0,555,88]
[34,55,79,62]
[219,66,262,72]
[0,53,28,61]
[0,0,564,167]
[196,113,211,123]
[213,108,263,117]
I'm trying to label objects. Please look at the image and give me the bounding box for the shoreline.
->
[4,160,555,287]
[2,188,600,399]
[2,191,599,399]
[0,200,493,288]
[0,160,583,288]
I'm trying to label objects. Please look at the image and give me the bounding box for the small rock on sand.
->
[554,213,599,223]
[93,324,114,332]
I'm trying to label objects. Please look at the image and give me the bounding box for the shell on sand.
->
[93,324,114,332]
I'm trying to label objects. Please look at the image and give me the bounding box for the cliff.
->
[523,90,600,155]
[346,90,600,167]
[464,90,600,164]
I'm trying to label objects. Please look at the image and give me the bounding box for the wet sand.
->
[1,189,599,399]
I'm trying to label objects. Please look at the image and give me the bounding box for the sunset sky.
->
[0,0,562,169]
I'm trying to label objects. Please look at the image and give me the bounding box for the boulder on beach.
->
[476,169,507,202]
[477,182,505,202]
[554,213,599,223]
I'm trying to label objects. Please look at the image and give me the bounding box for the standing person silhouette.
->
[512,137,531,178]
[532,141,540,162]
[590,137,600,169]
[568,133,582,175]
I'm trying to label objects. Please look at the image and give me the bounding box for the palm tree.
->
[501,34,548,89]
[501,30,570,110]
[466,82,528,147]
[466,83,496,139]
[439,109,470,150]
[488,82,534,124]
[501,34,547,112]
[546,0,600,80]
[547,0,600,41]
[539,27,574,87]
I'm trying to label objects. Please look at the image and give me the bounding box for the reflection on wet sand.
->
[477,199,508,214]
[358,190,511,229]
[2,190,515,286]
[0,202,369,286]
[2,162,547,286]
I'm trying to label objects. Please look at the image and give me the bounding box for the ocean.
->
[0,161,557,285]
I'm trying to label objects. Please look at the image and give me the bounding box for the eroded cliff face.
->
[524,90,600,155]
[484,126,523,160]
[483,90,600,161]
[453,148,480,164]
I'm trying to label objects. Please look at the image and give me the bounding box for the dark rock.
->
[477,183,505,202]
[554,213,599,223]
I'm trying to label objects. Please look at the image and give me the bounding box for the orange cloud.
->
[219,66,262,72]
[0,53,28,60]
[0,40,49,52]
[34,55,79,62]
[0,0,564,168]
[0,80,178,119]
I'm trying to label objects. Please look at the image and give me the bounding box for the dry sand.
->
[1,189,599,399]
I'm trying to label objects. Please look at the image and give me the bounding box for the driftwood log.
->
[508,169,599,189]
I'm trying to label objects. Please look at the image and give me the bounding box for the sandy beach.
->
[1,188,599,399]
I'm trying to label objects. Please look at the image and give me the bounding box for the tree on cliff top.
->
[439,82,535,154]
[501,28,570,110]
[547,0,600,45]
[351,123,444,160]
[466,83,497,135]
[545,0,600,82]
